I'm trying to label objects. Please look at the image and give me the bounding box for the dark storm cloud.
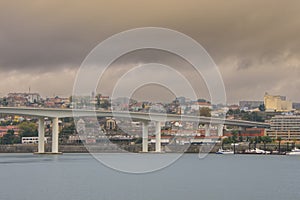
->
[0,0,299,102]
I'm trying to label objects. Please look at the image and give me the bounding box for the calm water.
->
[0,153,299,200]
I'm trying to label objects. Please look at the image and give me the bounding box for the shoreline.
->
[0,143,293,155]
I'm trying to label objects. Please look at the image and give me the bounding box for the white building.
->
[22,137,48,144]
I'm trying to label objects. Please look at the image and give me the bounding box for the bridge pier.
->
[142,121,149,152]
[155,122,161,152]
[37,117,45,153]
[51,117,60,154]
[217,124,224,137]
[204,124,211,137]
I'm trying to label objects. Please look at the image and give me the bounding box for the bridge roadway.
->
[0,107,270,154]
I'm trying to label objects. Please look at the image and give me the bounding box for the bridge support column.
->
[217,124,224,137]
[38,117,45,153]
[155,122,161,152]
[52,117,59,153]
[205,124,210,137]
[142,121,149,152]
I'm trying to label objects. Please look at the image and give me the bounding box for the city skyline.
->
[0,0,300,104]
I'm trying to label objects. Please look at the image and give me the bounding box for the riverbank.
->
[0,144,216,153]
[0,142,296,154]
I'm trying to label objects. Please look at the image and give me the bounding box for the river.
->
[0,153,299,200]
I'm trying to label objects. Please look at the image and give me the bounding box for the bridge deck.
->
[0,107,270,128]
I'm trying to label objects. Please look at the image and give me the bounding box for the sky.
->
[0,0,299,104]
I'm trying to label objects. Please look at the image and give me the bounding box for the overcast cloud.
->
[0,0,299,103]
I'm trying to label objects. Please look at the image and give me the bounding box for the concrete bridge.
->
[0,107,270,154]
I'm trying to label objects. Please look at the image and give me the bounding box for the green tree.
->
[96,94,101,108]
[261,136,267,151]
[135,137,142,144]
[60,123,76,144]
[264,135,272,143]
[231,130,238,143]
[259,104,265,111]
[1,132,14,144]
[222,137,232,144]
[18,121,38,137]
[239,135,243,142]
[100,99,111,110]
[249,137,254,150]
[2,97,8,106]
[241,112,264,122]
[277,137,282,153]
[1,131,20,144]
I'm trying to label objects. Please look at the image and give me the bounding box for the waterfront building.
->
[264,93,292,112]
[21,137,48,144]
[266,115,300,140]
[223,128,265,138]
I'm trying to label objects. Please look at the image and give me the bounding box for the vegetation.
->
[0,120,18,126]
[59,122,76,143]
[134,137,142,144]
[95,94,111,109]
[226,108,281,122]
[0,120,38,144]
[223,131,272,148]
[259,104,265,111]
[0,97,8,106]
[18,121,38,137]
[0,130,20,144]
[222,130,238,144]
[277,137,282,153]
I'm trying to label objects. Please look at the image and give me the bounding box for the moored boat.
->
[216,148,234,155]
[245,148,270,154]
[287,147,300,155]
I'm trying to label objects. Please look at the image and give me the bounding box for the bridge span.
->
[0,107,270,154]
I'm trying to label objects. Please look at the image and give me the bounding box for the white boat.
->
[287,147,300,155]
[255,148,267,154]
[245,148,270,154]
[216,148,234,155]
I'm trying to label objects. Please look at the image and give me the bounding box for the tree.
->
[100,99,111,110]
[239,135,243,142]
[199,107,211,117]
[249,137,254,150]
[222,137,232,145]
[1,97,8,106]
[259,104,265,111]
[18,121,38,137]
[253,137,259,148]
[1,133,14,144]
[60,123,76,144]
[197,99,207,103]
[96,94,101,108]
[264,135,272,143]
[277,137,282,153]
[1,130,20,144]
[241,112,264,122]
[231,130,238,143]
[135,137,142,144]
[261,136,267,151]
